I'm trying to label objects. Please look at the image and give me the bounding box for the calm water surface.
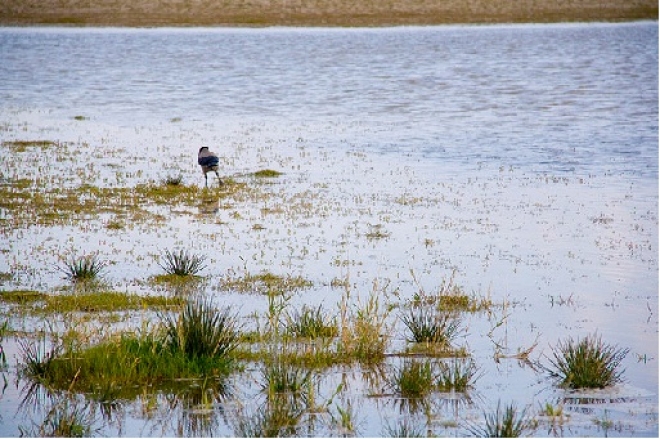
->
[0,22,657,437]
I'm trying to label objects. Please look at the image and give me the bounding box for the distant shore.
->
[0,0,657,27]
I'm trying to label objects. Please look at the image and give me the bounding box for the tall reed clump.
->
[158,248,207,277]
[546,334,629,389]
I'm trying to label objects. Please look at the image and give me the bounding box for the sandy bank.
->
[0,0,657,26]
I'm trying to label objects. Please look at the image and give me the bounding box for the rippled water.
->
[0,22,657,437]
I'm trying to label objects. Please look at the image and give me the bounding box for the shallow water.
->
[0,22,657,436]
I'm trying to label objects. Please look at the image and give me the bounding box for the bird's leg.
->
[215,171,223,186]
[204,173,209,188]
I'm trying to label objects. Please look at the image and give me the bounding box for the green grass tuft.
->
[400,306,461,346]
[59,254,106,283]
[546,334,629,389]
[284,304,337,339]
[253,169,283,178]
[158,248,207,276]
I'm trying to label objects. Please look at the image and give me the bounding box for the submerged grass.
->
[284,304,338,339]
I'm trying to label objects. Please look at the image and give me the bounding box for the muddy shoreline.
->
[0,0,657,27]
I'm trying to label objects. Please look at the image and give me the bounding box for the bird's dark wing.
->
[198,156,219,167]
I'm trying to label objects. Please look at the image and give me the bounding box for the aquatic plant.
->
[20,399,96,438]
[58,254,106,283]
[468,401,534,438]
[436,358,479,392]
[391,359,436,398]
[401,306,461,346]
[220,271,313,295]
[161,299,238,359]
[546,334,629,389]
[338,291,391,362]
[284,304,337,339]
[158,248,207,277]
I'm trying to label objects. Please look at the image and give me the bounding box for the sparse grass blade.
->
[158,248,207,276]
[391,359,435,398]
[546,334,629,389]
[437,359,479,392]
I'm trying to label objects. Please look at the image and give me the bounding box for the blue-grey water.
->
[0,22,657,437]
[0,23,657,177]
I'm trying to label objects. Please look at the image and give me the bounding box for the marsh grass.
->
[162,174,184,186]
[1,290,182,314]
[401,306,462,347]
[58,254,106,283]
[468,401,534,438]
[253,169,283,178]
[220,271,313,295]
[546,334,629,389]
[20,399,96,438]
[338,292,391,363]
[390,358,478,398]
[284,304,338,339]
[161,299,239,359]
[158,249,207,277]
[409,271,493,313]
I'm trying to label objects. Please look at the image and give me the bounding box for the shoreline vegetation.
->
[0,0,656,27]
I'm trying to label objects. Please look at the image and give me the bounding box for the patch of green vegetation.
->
[19,301,238,398]
[284,305,338,339]
[0,290,48,304]
[0,178,253,230]
[73,115,87,121]
[3,140,58,152]
[546,334,629,389]
[253,169,283,178]
[400,306,461,347]
[389,358,478,398]
[0,290,182,314]
[220,272,313,295]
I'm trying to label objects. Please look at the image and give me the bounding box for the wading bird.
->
[198,147,223,187]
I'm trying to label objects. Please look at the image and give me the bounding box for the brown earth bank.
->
[0,0,657,26]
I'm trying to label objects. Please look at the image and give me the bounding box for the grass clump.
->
[338,292,390,363]
[58,254,106,283]
[468,401,534,437]
[546,334,629,389]
[158,248,207,277]
[401,306,461,347]
[390,359,478,398]
[284,304,337,339]
[160,298,239,359]
[162,174,183,186]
